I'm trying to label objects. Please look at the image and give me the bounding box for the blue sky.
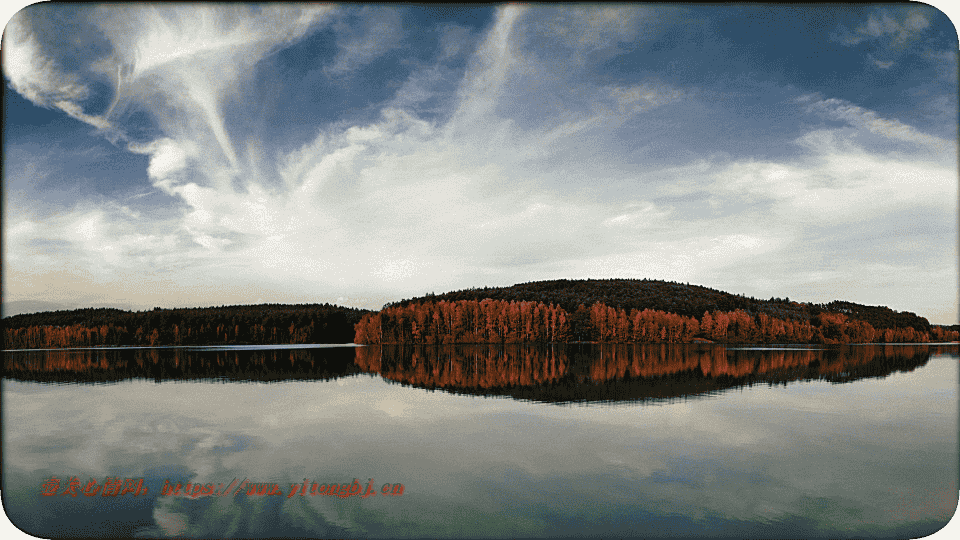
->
[2,3,958,324]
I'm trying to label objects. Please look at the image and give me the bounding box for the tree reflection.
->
[5,344,952,402]
[355,344,951,403]
[3,347,361,384]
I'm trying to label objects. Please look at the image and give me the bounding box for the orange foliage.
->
[353,299,947,345]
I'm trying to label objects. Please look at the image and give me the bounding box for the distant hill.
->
[385,278,932,332]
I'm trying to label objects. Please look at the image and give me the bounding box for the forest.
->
[4,279,958,349]
[3,303,368,349]
[354,298,959,345]
[384,279,935,334]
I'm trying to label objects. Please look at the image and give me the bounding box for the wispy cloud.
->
[325,6,404,76]
[3,4,956,322]
[796,94,953,152]
[2,12,88,106]
[832,8,931,46]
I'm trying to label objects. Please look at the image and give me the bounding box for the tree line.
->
[355,299,959,345]
[3,304,367,349]
[4,288,957,350]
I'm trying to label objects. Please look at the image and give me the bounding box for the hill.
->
[5,280,950,349]
[385,278,931,332]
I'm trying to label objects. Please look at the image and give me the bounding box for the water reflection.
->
[3,346,362,383]
[4,344,950,403]
[355,343,947,403]
[3,344,956,539]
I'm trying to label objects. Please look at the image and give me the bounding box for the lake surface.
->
[3,343,957,539]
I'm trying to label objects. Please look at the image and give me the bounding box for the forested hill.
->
[3,280,944,349]
[385,279,931,332]
[3,303,369,349]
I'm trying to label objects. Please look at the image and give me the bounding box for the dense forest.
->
[3,304,368,349]
[354,298,958,345]
[4,279,958,349]
[383,279,935,333]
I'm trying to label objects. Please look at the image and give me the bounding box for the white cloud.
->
[4,4,694,303]
[834,8,931,46]
[0,9,117,133]
[570,233,779,284]
[603,202,672,228]
[445,4,526,137]
[3,5,956,323]
[520,5,656,66]
[52,100,113,130]
[97,5,331,81]
[799,95,951,152]
[325,6,404,76]
[710,145,954,226]
[91,5,333,174]
[1,11,89,106]
[128,138,198,188]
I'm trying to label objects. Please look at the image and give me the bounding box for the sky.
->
[2,3,958,324]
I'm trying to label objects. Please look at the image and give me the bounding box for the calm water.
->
[3,343,957,539]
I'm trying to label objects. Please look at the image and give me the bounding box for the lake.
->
[3,343,957,539]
